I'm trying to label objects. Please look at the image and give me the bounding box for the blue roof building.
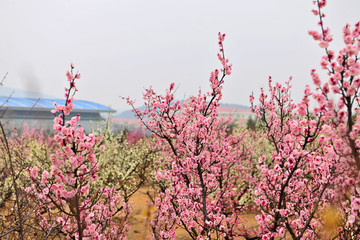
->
[0,87,115,133]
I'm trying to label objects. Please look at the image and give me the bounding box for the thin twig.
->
[0,72,8,86]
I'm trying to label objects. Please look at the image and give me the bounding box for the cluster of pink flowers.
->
[250,77,336,239]
[125,128,145,145]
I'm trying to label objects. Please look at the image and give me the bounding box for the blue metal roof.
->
[1,87,114,113]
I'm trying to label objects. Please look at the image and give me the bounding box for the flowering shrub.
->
[26,65,130,240]
[249,0,360,239]
[0,123,54,239]
[94,126,156,200]
[250,77,336,239]
[125,128,146,145]
[128,33,255,240]
[307,0,360,238]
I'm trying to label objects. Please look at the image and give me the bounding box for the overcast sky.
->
[0,0,359,112]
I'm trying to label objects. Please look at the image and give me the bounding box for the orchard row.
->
[1,0,360,239]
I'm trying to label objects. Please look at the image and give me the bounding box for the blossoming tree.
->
[249,0,360,239]
[308,0,360,238]
[128,33,255,240]
[27,65,130,240]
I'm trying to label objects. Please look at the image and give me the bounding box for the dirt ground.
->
[127,186,153,239]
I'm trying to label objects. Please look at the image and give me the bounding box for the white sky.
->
[0,0,359,112]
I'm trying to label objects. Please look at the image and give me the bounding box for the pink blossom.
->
[30,166,38,179]
[319,40,329,48]
[99,145,106,151]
